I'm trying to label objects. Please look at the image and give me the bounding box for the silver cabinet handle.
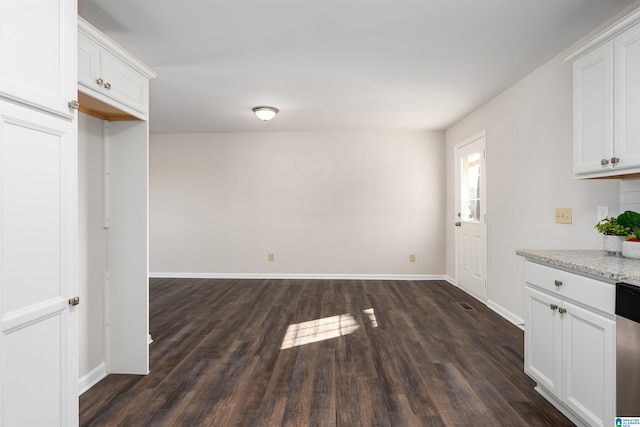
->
[558,307,567,314]
[611,157,620,164]
[68,296,80,306]
[550,304,558,311]
[455,221,461,227]
[68,100,79,110]
[601,159,610,165]
[554,280,563,287]
[104,82,111,90]
[96,77,104,85]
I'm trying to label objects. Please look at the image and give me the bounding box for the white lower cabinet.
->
[524,262,615,427]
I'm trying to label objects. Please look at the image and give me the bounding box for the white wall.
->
[78,113,106,383]
[149,131,445,277]
[445,56,620,323]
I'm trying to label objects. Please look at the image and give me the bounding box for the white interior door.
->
[455,132,487,301]
[0,101,78,426]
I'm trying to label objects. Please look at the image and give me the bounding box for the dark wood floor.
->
[80,279,574,426]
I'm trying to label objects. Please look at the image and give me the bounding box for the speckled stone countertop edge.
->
[516,249,640,286]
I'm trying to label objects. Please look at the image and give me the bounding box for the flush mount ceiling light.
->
[252,106,279,121]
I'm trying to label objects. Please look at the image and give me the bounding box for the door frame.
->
[454,131,488,300]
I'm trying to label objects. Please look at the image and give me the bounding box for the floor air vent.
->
[457,302,474,310]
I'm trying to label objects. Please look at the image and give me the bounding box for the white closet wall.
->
[78,113,107,388]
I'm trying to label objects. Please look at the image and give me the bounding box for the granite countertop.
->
[516,249,640,286]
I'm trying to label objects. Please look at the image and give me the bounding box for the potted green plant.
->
[595,216,629,254]
[616,211,640,259]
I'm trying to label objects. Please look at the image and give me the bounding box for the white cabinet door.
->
[573,43,614,175]
[0,0,76,119]
[0,100,78,427]
[615,23,640,170]
[78,32,102,95]
[561,301,615,427]
[524,286,562,398]
[101,50,148,114]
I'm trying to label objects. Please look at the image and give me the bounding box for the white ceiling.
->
[79,0,637,134]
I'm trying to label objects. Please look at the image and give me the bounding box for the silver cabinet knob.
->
[96,77,104,85]
[550,304,558,311]
[68,100,79,110]
[558,307,567,314]
[68,296,80,306]
[611,157,620,164]
[554,280,563,287]
[601,159,610,165]
[104,82,111,90]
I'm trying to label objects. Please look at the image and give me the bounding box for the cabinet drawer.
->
[524,261,614,314]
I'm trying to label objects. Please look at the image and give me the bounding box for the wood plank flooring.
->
[80,279,574,426]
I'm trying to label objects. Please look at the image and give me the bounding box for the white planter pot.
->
[603,235,625,254]
[622,240,640,259]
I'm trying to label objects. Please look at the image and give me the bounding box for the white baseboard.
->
[444,276,524,330]
[79,362,107,395]
[149,272,447,281]
[487,300,525,330]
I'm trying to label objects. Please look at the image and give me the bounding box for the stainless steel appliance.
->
[616,282,640,416]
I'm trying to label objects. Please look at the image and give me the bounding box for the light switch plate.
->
[555,208,572,224]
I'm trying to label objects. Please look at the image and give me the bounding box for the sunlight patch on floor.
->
[280,308,378,350]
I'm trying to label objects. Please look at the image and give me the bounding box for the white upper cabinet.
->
[566,9,640,178]
[572,43,614,175]
[78,17,155,120]
[0,0,76,118]
[614,24,640,170]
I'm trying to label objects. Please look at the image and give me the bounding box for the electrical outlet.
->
[267,253,274,262]
[597,206,609,222]
[555,208,572,224]
[409,254,416,262]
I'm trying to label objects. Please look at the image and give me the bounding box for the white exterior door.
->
[0,0,78,425]
[455,132,487,301]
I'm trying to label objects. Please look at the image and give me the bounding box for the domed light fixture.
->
[252,106,279,121]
